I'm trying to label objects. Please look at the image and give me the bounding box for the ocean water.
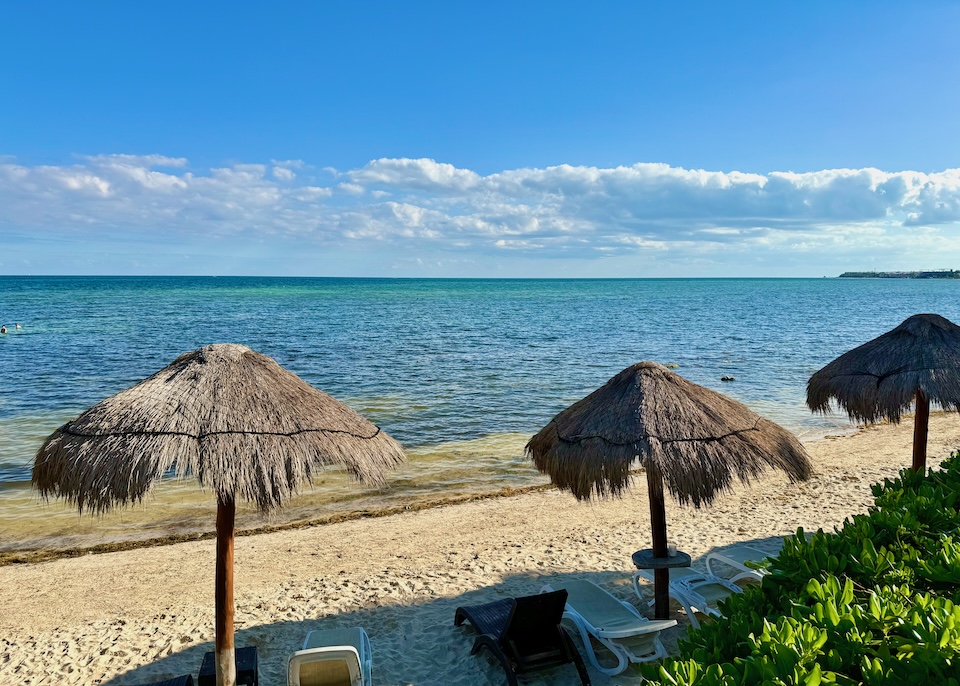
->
[2,276,959,551]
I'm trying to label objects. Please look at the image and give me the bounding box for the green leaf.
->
[804,663,823,686]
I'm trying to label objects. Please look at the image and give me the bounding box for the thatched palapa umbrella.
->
[807,313,960,473]
[33,344,406,686]
[526,362,811,619]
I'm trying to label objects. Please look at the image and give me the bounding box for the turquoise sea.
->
[2,276,959,552]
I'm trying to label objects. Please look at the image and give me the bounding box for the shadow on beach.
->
[100,534,790,686]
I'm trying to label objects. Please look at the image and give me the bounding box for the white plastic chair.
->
[288,627,372,686]
[705,545,772,583]
[542,579,677,676]
[633,567,742,629]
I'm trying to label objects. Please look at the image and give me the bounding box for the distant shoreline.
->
[839,270,960,279]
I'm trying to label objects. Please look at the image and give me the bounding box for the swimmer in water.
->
[0,326,6,334]
[14,323,21,329]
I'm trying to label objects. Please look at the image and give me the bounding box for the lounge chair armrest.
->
[592,623,676,639]
[635,618,677,632]
[470,631,502,656]
[728,570,766,584]
[563,600,677,640]
[617,600,678,631]
[578,606,675,639]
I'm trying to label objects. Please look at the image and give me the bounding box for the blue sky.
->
[2,2,960,277]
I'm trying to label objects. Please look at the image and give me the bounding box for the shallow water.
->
[2,276,958,551]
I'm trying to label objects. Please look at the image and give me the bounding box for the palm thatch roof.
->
[526,361,811,506]
[807,313,960,423]
[33,344,406,514]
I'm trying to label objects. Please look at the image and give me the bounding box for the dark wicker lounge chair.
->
[139,675,194,686]
[454,589,591,686]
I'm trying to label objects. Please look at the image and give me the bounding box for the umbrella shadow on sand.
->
[97,533,794,686]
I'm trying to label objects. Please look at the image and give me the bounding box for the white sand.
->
[1,414,958,686]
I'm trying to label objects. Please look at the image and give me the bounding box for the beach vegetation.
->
[641,453,960,685]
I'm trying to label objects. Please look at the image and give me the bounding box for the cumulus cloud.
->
[349,157,482,191]
[2,155,960,269]
[272,166,296,181]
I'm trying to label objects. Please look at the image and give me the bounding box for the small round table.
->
[632,548,691,620]
[632,548,692,570]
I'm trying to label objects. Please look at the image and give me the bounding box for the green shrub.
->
[639,453,960,685]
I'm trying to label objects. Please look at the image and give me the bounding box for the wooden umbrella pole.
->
[646,464,671,620]
[215,496,237,686]
[912,388,930,473]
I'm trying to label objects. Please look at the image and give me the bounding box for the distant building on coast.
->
[838,270,960,279]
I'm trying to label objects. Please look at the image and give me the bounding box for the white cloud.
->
[271,159,305,169]
[272,166,296,181]
[293,186,333,200]
[87,154,188,168]
[336,182,365,195]
[3,155,960,274]
[349,157,482,191]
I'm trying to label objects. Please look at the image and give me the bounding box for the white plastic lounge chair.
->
[288,627,372,686]
[542,580,677,676]
[705,545,773,583]
[632,568,742,629]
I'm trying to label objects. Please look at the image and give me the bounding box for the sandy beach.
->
[1,414,958,686]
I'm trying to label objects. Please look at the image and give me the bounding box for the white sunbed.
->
[542,579,677,676]
[632,567,743,630]
[705,545,774,583]
[288,627,372,686]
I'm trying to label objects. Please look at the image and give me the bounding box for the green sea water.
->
[2,276,958,552]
